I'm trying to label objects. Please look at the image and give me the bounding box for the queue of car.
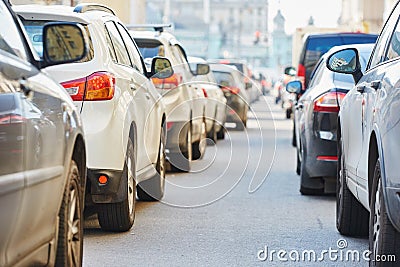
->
[0,1,256,266]
[286,1,400,264]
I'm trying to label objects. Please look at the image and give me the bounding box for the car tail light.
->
[61,72,115,101]
[0,114,26,124]
[297,63,305,78]
[313,91,346,113]
[151,74,182,89]
[202,88,208,97]
[166,122,174,131]
[317,156,338,161]
[221,86,240,95]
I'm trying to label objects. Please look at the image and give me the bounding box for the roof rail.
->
[126,24,172,33]
[73,3,115,15]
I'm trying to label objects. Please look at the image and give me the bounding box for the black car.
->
[288,43,374,195]
[0,1,88,265]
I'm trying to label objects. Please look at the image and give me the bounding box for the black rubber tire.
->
[137,127,166,201]
[369,160,400,266]
[299,146,324,195]
[216,125,225,140]
[55,160,83,267]
[292,122,297,147]
[207,120,217,145]
[296,149,301,175]
[336,137,368,236]
[170,124,191,172]
[192,118,207,160]
[97,139,136,232]
[286,108,291,119]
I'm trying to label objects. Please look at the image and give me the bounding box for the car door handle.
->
[130,84,137,91]
[297,103,304,109]
[145,93,151,100]
[369,80,381,90]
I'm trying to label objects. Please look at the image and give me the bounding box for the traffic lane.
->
[83,96,368,266]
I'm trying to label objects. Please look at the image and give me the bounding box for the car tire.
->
[292,122,296,147]
[97,138,135,232]
[296,149,301,175]
[137,127,166,201]
[216,125,225,140]
[286,108,291,119]
[55,160,83,266]
[192,117,207,160]
[369,160,400,265]
[336,137,368,236]
[299,145,324,195]
[207,120,217,145]
[170,123,192,172]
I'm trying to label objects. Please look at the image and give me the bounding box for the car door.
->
[105,21,150,171]
[349,8,400,191]
[116,22,161,165]
[356,8,400,201]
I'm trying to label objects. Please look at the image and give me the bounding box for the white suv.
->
[15,4,173,232]
[131,26,209,172]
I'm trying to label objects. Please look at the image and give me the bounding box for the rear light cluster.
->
[202,88,208,98]
[0,114,26,124]
[61,72,115,101]
[221,86,240,96]
[313,91,346,113]
[151,73,182,90]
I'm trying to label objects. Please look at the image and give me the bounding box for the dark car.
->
[288,43,373,195]
[210,63,249,130]
[0,1,87,265]
[327,0,400,262]
[297,32,378,88]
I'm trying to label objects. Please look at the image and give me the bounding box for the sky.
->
[268,0,343,34]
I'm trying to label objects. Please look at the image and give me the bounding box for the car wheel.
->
[292,122,296,147]
[296,149,301,175]
[97,138,135,232]
[170,123,192,172]
[369,160,400,265]
[299,144,324,195]
[137,127,166,201]
[55,160,83,266]
[192,117,207,160]
[286,108,291,119]
[207,120,217,145]
[216,125,225,140]
[336,137,368,236]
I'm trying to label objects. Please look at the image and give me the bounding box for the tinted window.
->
[0,2,28,60]
[386,22,400,60]
[105,21,131,66]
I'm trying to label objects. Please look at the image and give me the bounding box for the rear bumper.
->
[87,168,125,204]
[165,121,189,155]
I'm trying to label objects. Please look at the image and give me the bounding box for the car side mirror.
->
[245,82,252,90]
[286,80,302,94]
[284,66,296,76]
[326,48,363,83]
[42,22,88,67]
[151,56,174,79]
[196,63,210,75]
[218,80,230,88]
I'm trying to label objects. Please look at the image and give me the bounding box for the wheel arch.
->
[72,133,87,193]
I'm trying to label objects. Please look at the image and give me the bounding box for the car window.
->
[212,71,234,87]
[0,1,28,61]
[172,45,190,72]
[104,25,117,63]
[116,23,144,73]
[105,21,131,66]
[386,21,400,61]
[368,6,400,68]
[308,59,324,87]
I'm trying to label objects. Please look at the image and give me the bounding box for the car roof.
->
[305,32,378,39]
[13,4,115,24]
[209,63,239,73]
[130,30,183,47]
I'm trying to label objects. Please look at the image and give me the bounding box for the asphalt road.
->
[83,96,369,266]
